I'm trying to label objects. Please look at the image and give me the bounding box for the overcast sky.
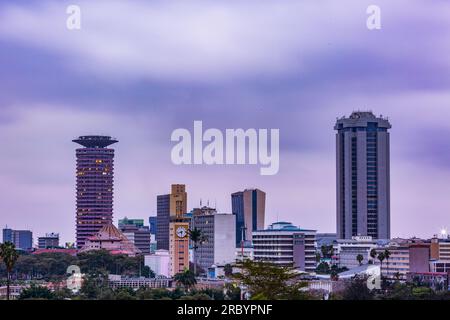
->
[1,0,450,244]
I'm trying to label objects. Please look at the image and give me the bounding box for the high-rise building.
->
[335,111,391,240]
[119,218,151,255]
[2,228,33,251]
[252,222,317,272]
[191,207,236,273]
[156,195,170,250]
[156,184,187,250]
[231,188,266,247]
[73,135,118,248]
[38,233,60,249]
[148,216,157,235]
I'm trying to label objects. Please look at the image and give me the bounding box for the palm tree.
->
[188,228,208,276]
[174,269,197,291]
[377,252,385,278]
[0,242,19,300]
[369,248,377,264]
[356,254,364,266]
[384,249,391,280]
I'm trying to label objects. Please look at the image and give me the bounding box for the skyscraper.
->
[156,184,187,250]
[231,188,266,247]
[156,195,170,250]
[335,111,391,240]
[73,135,118,248]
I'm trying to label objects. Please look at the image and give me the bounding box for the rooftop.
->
[73,135,118,148]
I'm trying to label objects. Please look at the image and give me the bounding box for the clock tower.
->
[168,184,190,276]
[169,221,190,276]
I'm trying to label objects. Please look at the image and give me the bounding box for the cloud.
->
[0,0,448,85]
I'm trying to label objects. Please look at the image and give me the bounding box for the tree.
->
[80,269,109,299]
[356,254,364,266]
[316,262,330,274]
[188,228,208,276]
[232,259,309,300]
[19,285,55,300]
[341,276,374,300]
[0,242,19,300]
[384,249,391,279]
[370,248,377,263]
[320,245,334,259]
[377,252,386,276]
[223,264,233,277]
[174,269,197,291]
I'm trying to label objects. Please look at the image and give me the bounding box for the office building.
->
[119,218,151,255]
[232,188,266,247]
[108,274,170,289]
[252,222,316,272]
[373,243,430,280]
[157,184,187,252]
[156,194,170,250]
[149,216,157,235]
[335,236,378,269]
[73,135,118,248]
[335,111,391,240]
[118,218,144,228]
[37,233,60,249]
[158,184,190,276]
[2,228,33,251]
[191,207,236,273]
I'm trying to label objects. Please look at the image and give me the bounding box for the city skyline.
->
[1,1,450,244]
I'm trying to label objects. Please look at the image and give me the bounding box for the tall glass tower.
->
[335,112,391,240]
[231,188,266,247]
[73,135,118,248]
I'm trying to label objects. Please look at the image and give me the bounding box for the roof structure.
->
[80,223,141,256]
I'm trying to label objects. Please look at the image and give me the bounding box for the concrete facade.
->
[252,222,316,272]
[335,111,391,240]
[192,210,236,272]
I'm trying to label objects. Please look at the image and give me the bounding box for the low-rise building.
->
[335,236,378,269]
[373,243,430,280]
[79,223,141,256]
[252,222,316,272]
[38,233,60,249]
[144,249,170,277]
[108,274,170,289]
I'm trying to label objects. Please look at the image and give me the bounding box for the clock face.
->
[176,226,187,238]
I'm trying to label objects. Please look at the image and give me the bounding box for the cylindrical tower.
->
[73,135,118,248]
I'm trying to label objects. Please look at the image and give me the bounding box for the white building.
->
[192,209,236,273]
[144,249,170,277]
[252,222,316,272]
[335,236,378,269]
[108,274,170,289]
